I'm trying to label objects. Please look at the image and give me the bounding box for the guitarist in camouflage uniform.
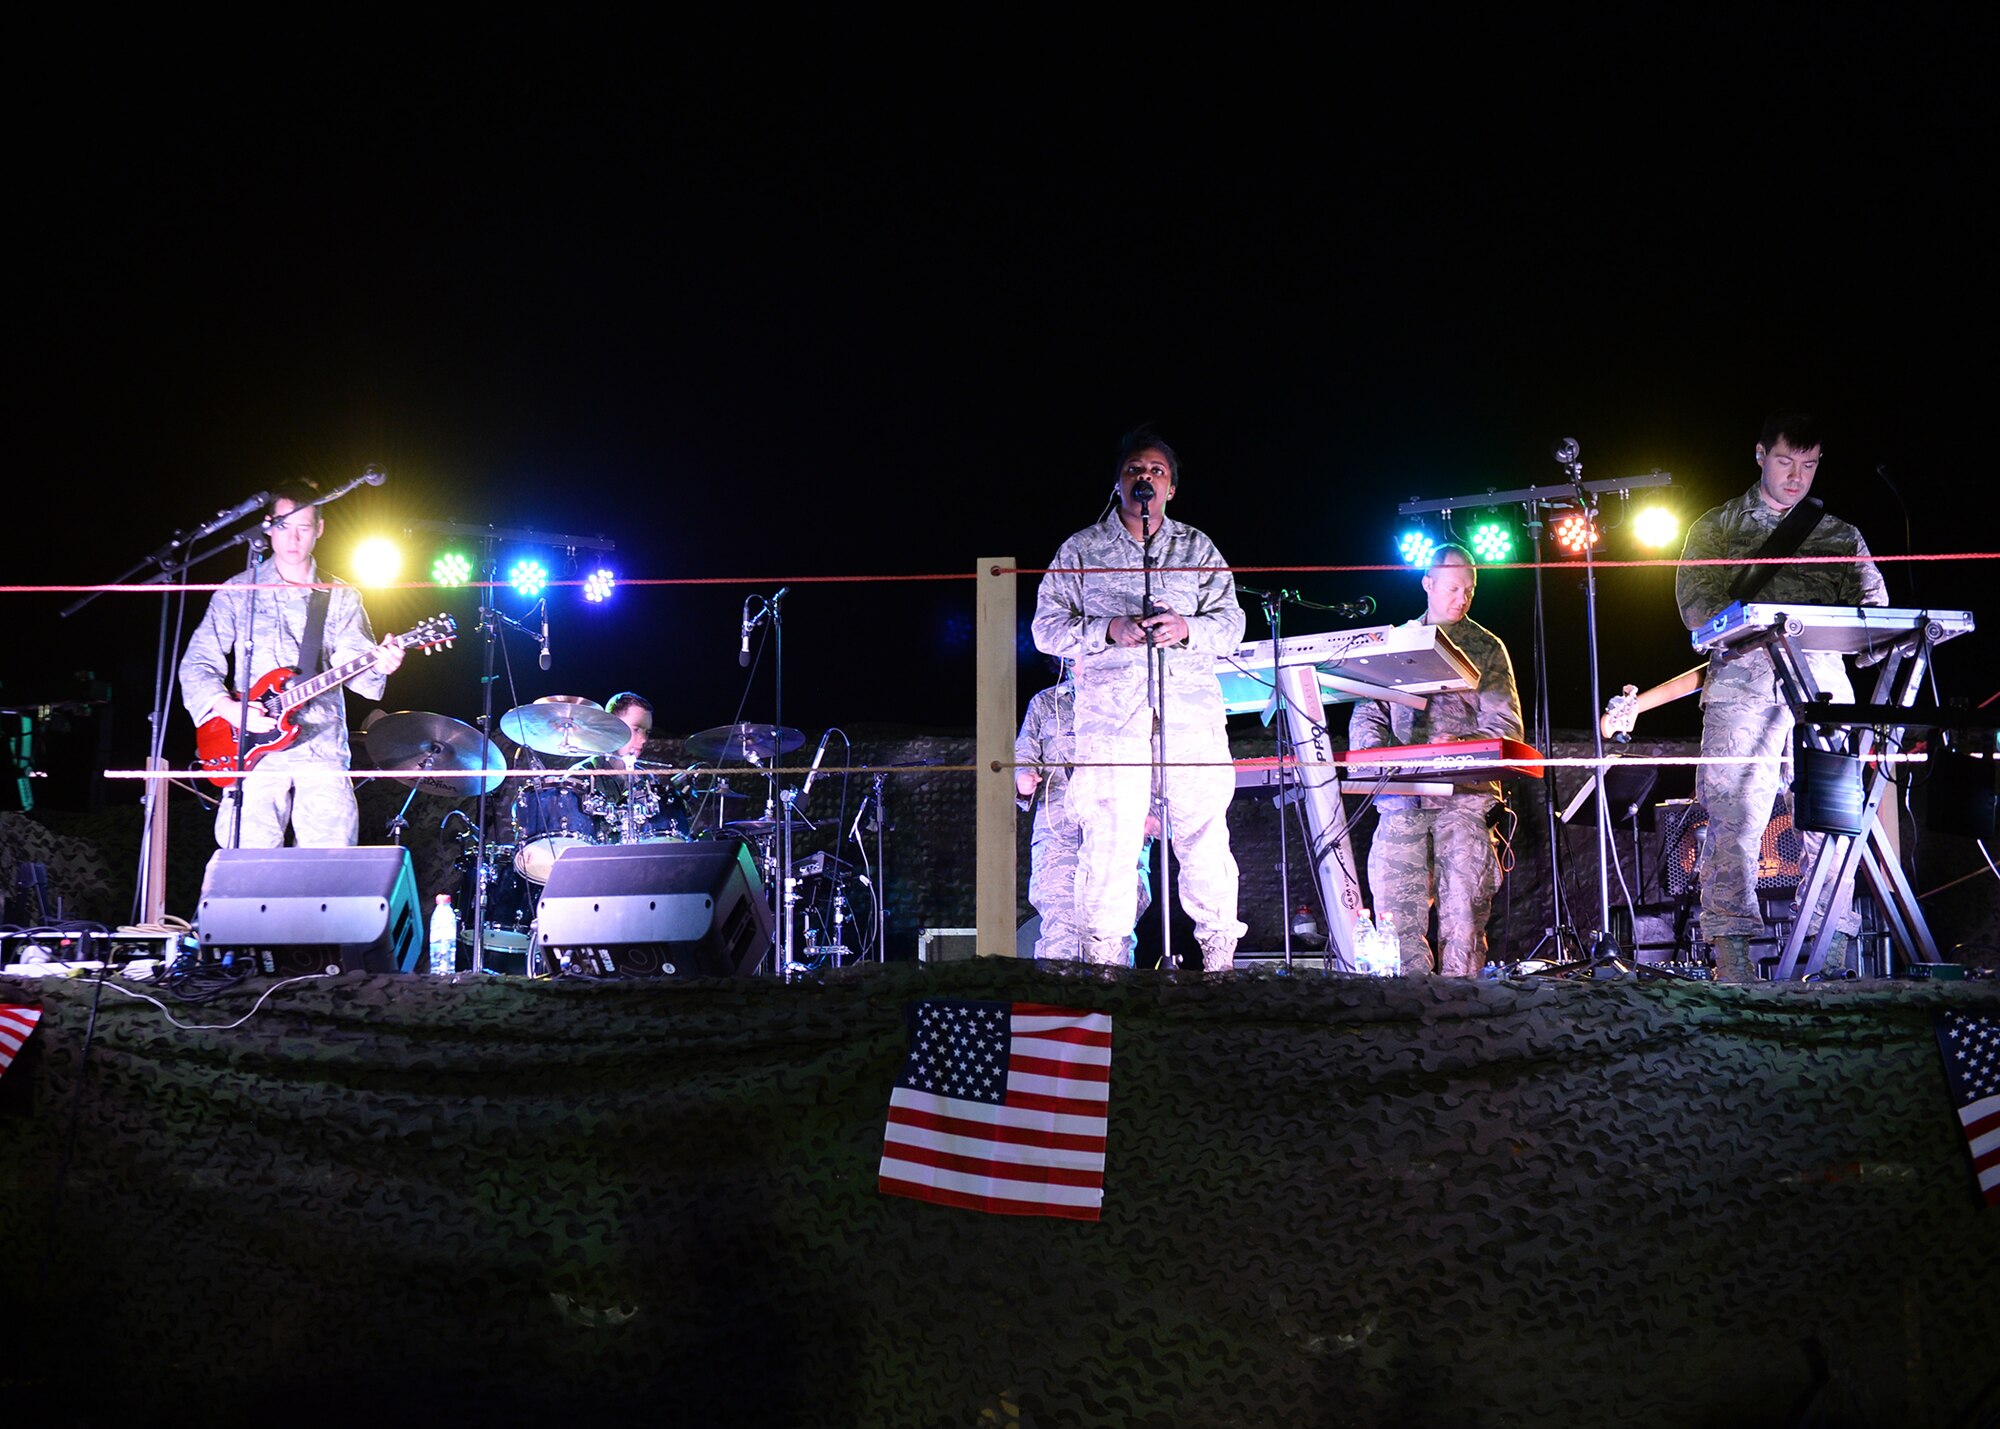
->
[179,485,405,847]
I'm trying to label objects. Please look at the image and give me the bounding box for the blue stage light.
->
[509,558,548,599]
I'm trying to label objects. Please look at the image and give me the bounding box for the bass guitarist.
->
[179,484,405,847]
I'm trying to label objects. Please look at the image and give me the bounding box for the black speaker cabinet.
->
[197,846,423,975]
[535,841,773,977]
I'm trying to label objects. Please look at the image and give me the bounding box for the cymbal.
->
[686,723,804,763]
[361,710,505,797]
[721,818,788,839]
[501,698,628,756]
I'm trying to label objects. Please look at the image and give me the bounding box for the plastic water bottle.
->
[1352,909,1377,976]
[1378,911,1401,977]
[429,894,458,977]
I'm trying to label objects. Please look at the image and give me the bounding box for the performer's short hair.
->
[1428,543,1475,571]
[606,692,653,720]
[268,482,322,520]
[1760,411,1823,453]
[1116,425,1179,484]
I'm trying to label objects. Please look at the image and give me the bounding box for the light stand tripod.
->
[1394,452,1676,976]
[402,517,615,975]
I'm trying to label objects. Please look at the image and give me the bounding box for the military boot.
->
[1709,935,1754,985]
[1819,932,1850,978]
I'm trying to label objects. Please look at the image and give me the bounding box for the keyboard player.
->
[1675,411,1888,983]
[1348,544,1524,976]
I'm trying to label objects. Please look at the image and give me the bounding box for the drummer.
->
[570,692,686,840]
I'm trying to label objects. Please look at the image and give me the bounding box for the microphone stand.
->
[224,528,270,851]
[71,505,271,916]
[1136,488,1175,970]
[1240,584,1304,973]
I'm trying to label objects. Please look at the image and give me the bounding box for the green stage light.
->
[432,552,473,587]
[1469,520,1513,563]
[1397,529,1436,567]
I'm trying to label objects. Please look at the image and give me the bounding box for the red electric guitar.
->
[195,613,457,785]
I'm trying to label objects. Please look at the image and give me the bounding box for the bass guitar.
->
[195,613,457,785]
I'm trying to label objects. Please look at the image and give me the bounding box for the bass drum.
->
[510,775,602,883]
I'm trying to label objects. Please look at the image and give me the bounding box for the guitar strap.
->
[1726,496,1824,602]
[294,587,333,682]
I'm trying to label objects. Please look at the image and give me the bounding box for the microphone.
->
[362,464,386,486]
[1551,437,1581,467]
[538,602,551,671]
[1132,479,1155,503]
[800,729,832,801]
[739,597,755,666]
[190,491,273,541]
[1327,596,1376,619]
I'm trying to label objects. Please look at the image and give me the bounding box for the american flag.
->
[878,999,1112,1222]
[0,1003,42,1082]
[1932,1008,2000,1208]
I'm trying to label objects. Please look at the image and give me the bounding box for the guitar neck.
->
[1601,665,1706,737]
[274,637,396,712]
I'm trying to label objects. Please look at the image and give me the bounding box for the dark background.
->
[9,14,1989,810]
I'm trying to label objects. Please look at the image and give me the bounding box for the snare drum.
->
[510,775,602,882]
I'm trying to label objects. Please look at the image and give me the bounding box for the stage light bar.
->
[1552,511,1600,555]
[431,551,473,587]
[351,537,402,588]
[1469,519,1513,563]
[582,568,617,603]
[1633,505,1680,549]
[509,558,548,599]
[1397,529,1436,567]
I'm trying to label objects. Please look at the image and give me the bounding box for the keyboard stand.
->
[1737,618,1946,978]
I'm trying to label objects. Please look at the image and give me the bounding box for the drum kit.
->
[360,696,858,975]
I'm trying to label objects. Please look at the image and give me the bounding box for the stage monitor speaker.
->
[535,841,772,977]
[197,846,423,975]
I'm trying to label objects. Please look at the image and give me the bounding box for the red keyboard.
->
[1343,737,1544,782]
[1234,738,1544,791]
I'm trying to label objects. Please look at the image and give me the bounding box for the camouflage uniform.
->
[180,559,387,847]
[1676,484,1888,943]
[1032,511,1247,970]
[1348,617,1522,976]
[1014,680,1153,960]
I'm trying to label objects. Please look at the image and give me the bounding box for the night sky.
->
[13,16,1988,804]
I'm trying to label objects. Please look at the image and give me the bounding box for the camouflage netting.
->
[3,962,1997,1427]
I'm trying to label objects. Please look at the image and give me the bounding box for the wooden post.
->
[975,557,1018,956]
[143,755,169,924]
